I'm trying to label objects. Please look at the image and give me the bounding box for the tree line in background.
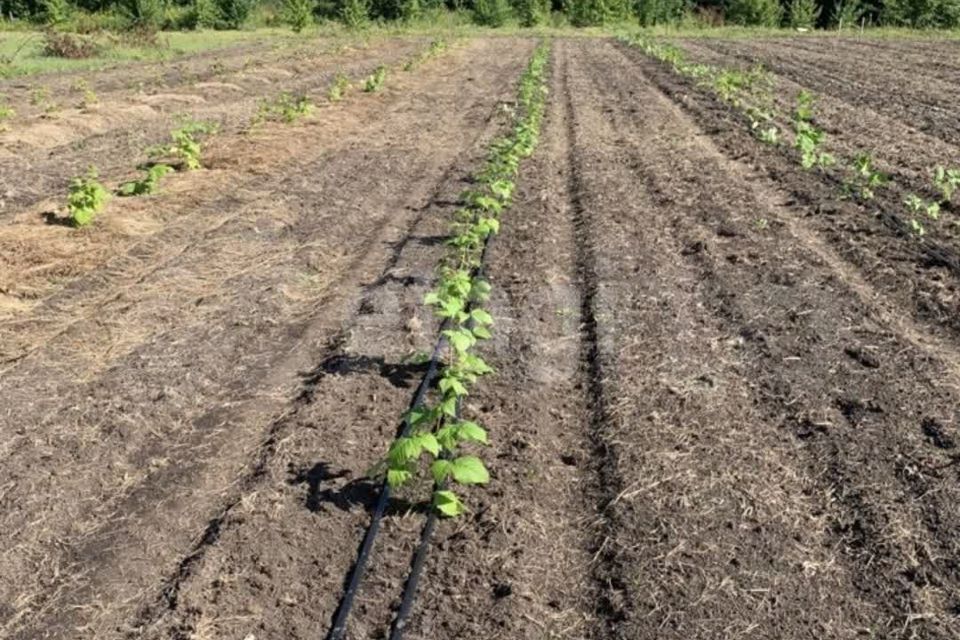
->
[2,0,958,33]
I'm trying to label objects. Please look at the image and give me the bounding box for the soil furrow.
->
[617,41,960,358]
[0,37,425,216]
[0,37,534,640]
[580,37,960,638]
[685,38,960,149]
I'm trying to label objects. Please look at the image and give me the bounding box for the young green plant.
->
[378,42,551,518]
[67,166,110,227]
[118,163,174,196]
[148,120,218,171]
[328,72,350,102]
[363,65,387,93]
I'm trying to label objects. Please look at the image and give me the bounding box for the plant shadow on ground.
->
[287,462,427,515]
[299,353,430,391]
[41,211,75,227]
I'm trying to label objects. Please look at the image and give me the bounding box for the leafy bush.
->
[214,0,253,27]
[67,167,110,227]
[725,0,782,25]
[339,0,368,26]
[831,0,862,26]
[256,91,313,122]
[472,0,510,25]
[787,0,818,26]
[118,0,164,26]
[40,0,70,23]
[282,0,313,30]
[327,72,350,101]
[148,120,217,170]
[881,0,960,27]
[118,163,173,196]
[514,0,545,25]
[363,64,387,92]
[636,0,686,25]
[567,0,631,25]
[42,30,101,58]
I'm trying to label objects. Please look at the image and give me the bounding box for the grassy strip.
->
[373,40,551,518]
[0,29,300,78]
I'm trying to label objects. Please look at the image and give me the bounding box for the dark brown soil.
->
[4,34,960,640]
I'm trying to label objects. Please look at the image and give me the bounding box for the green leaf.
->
[433,489,464,517]
[470,309,494,326]
[444,329,475,353]
[439,375,468,397]
[457,421,488,444]
[440,395,458,417]
[388,437,421,465]
[415,432,440,457]
[472,325,492,340]
[431,459,453,484]
[387,467,412,488]
[450,456,489,485]
[436,424,459,450]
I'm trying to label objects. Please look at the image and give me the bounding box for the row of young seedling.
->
[373,41,551,518]
[60,39,450,228]
[623,35,960,237]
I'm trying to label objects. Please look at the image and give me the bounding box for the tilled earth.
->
[2,35,960,640]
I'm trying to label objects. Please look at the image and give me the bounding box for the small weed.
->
[73,79,98,108]
[757,126,779,145]
[932,166,960,204]
[846,152,888,200]
[0,102,13,131]
[404,39,447,71]
[118,163,173,196]
[67,166,110,227]
[30,86,50,107]
[905,193,940,220]
[905,193,939,236]
[327,72,350,102]
[793,90,832,170]
[256,92,313,124]
[363,65,387,93]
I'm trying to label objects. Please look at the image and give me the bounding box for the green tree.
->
[514,0,546,25]
[567,0,630,25]
[725,0,782,25]
[40,0,69,23]
[119,0,165,27]
[881,0,960,26]
[831,0,861,26]
[282,0,314,30]
[340,0,369,27]
[636,0,685,25]
[214,0,252,27]
[472,0,510,25]
[787,0,819,26]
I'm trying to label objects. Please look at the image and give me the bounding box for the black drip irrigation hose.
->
[326,323,448,640]
[388,241,492,640]
[326,239,495,640]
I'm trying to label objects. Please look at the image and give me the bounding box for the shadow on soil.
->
[299,354,429,391]
[288,462,426,515]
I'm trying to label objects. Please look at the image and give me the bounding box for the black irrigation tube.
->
[328,40,549,639]
[326,240,495,640]
[388,239,492,640]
